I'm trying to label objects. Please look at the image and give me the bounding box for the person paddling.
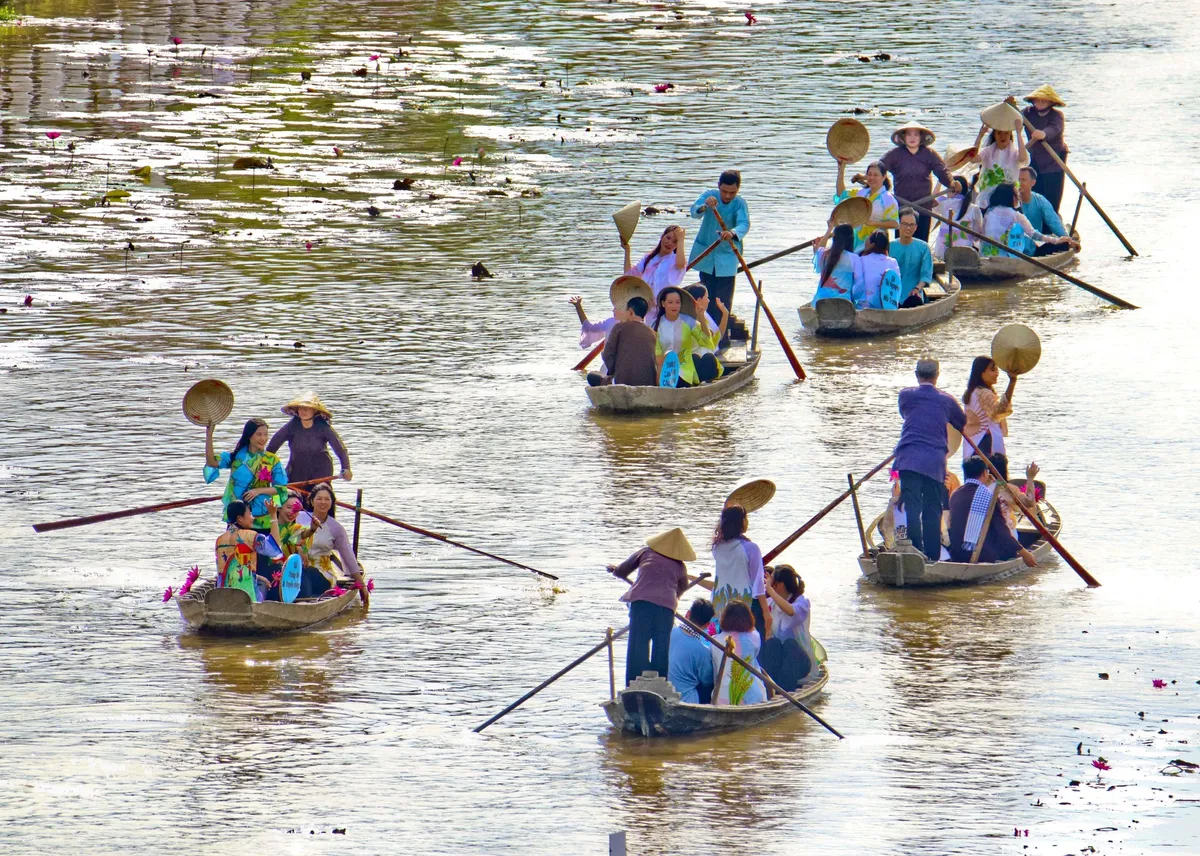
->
[267,392,352,484]
[1019,85,1070,211]
[687,170,749,346]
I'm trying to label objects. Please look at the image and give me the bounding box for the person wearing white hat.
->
[266,392,352,485]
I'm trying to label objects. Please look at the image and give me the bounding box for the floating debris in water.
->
[366,206,380,217]
[393,177,415,190]
[471,261,493,280]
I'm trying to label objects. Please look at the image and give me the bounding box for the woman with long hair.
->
[810,221,864,306]
[969,122,1029,210]
[205,417,288,530]
[624,224,687,303]
[962,356,1017,460]
[759,565,817,691]
[932,175,983,258]
[652,286,709,387]
[857,230,901,309]
[834,159,899,250]
[267,392,351,484]
[708,504,770,638]
[683,283,728,383]
[709,602,767,705]
[980,183,1077,258]
[302,483,363,596]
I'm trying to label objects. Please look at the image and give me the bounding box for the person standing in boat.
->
[608,528,696,687]
[810,222,864,306]
[588,296,657,387]
[894,358,968,562]
[961,356,1016,462]
[879,123,955,241]
[205,418,289,531]
[980,185,1077,259]
[834,160,899,251]
[948,456,1038,566]
[215,498,283,601]
[710,602,767,706]
[889,209,935,308]
[759,565,817,692]
[624,224,687,307]
[303,483,364,597]
[267,392,352,484]
[667,598,716,704]
[1018,86,1070,212]
[1016,168,1072,256]
[969,121,1029,211]
[687,170,749,346]
[932,176,983,259]
[857,231,902,310]
[706,505,771,639]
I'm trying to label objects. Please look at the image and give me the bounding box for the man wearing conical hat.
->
[1019,85,1069,212]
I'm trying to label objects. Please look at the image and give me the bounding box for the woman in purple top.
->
[1019,86,1070,212]
[267,392,352,484]
[608,527,695,687]
[880,123,955,242]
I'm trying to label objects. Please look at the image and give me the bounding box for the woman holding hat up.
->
[879,123,956,242]
[267,392,352,485]
[969,120,1029,211]
[623,224,687,304]
[609,528,697,687]
[1019,86,1069,212]
[834,160,899,251]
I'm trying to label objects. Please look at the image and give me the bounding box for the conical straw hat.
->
[943,144,979,174]
[831,195,871,228]
[947,425,963,458]
[645,527,696,562]
[1024,84,1066,107]
[991,324,1041,375]
[891,123,935,148]
[979,102,1023,132]
[826,118,870,163]
[609,275,652,311]
[183,379,234,427]
[725,479,776,514]
[281,390,333,420]
[612,201,641,245]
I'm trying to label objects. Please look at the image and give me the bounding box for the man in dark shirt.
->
[948,456,1038,566]
[587,297,657,387]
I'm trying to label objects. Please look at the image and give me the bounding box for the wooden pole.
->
[961,433,1100,587]
[896,196,1138,310]
[711,638,732,706]
[847,473,869,558]
[764,454,895,563]
[743,236,820,271]
[1018,112,1137,256]
[352,488,363,555]
[1070,181,1086,235]
[709,208,807,379]
[750,287,762,352]
[607,627,616,701]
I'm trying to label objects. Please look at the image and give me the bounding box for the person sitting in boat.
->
[710,602,767,706]
[834,160,899,251]
[879,123,955,241]
[624,224,687,306]
[932,175,983,259]
[588,296,658,388]
[980,184,1077,259]
[608,527,696,687]
[759,565,816,692]
[215,499,284,601]
[894,358,968,562]
[667,598,716,704]
[988,454,1044,536]
[969,121,1029,211]
[962,356,1016,460]
[889,208,934,308]
[705,504,770,639]
[688,170,749,346]
[857,231,902,310]
[653,287,717,387]
[267,393,351,485]
[1016,168,1072,256]
[205,418,288,531]
[948,456,1037,567]
[810,222,864,306]
[1019,86,1070,211]
[303,483,364,597]
[569,294,625,354]
[683,284,729,379]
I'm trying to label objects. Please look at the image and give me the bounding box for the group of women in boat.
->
[201,392,364,601]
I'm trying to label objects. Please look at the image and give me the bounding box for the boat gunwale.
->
[798,275,962,336]
[584,350,762,413]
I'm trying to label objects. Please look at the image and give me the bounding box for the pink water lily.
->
[654,83,674,93]
[367,578,374,592]
[179,566,201,596]
[305,241,313,251]
[1092,759,1111,771]
[745,10,757,24]
[325,586,347,597]
[452,156,463,166]
[46,131,61,140]
[1153,679,1167,688]
[172,36,182,46]
[162,586,174,602]
[369,54,379,61]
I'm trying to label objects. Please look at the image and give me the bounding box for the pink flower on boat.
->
[172,37,182,46]
[745,10,757,24]
[1153,679,1167,688]
[1092,759,1111,771]
[367,578,374,592]
[179,566,201,595]
[452,156,463,166]
[271,571,282,586]
[326,586,347,597]
[162,586,174,602]
[46,131,61,140]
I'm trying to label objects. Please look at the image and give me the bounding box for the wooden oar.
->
[333,500,558,581]
[896,197,1138,309]
[1017,112,1137,257]
[961,433,1100,587]
[32,475,339,533]
[1070,181,1086,235]
[473,573,710,733]
[709,208,807,380]
[764,454,895,563]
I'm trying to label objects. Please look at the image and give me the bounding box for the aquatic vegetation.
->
[0,4,18,22]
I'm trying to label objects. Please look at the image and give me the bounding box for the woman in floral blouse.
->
[834,159,899,251]
[204,418,288,531]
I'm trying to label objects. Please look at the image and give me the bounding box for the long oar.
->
[960,433,1100,587]
[1017,113,1137,256]
[572,237,726,371]
[764,454,895,563]
[32,475,338,533]
[473,573,710,733]
[709,208,807,380]
[672,610,843,739]
[897,197,1138,310]
[334,501,558,581]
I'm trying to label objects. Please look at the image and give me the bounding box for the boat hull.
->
[177,581,359,635]
[936,238,1078,284]
[798,276,961,337]
[585,351,761,413]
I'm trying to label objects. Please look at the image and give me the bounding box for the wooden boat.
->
[797,275,961,337]
[933,232,1079,284]
[601,648,829,737]
[177,578,360,634]
[857,480,1063,587]
[585,351,761,413]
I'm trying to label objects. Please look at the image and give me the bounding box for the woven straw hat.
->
[826,118,870,163]
[979,102,1023,132]
[991,324,1042,375]
[612,201,641,245]
[831,195,871,228]
[609,275,652,311]
[645,527,697,563]
[943,144,979,174]
[281,391,333,420]
[891,123,935,148]
[1024,84,1066,107]
[947,425,963,457]
[725,479,776,514]
[183,379,234,427]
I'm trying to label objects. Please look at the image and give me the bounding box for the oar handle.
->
[573,340,605,371]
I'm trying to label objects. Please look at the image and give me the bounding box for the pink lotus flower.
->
[46,131,61,140]
[369,54,379,61]
[179,566,201,596]
[1153,679,1167,688]
[745,10,757,24]
[326,586,347,597]
[654,83,673,93]
[305,241,313,251]
[23,295,32,307]
[1093,759,1111,771]
[271,571,282,586]
[452,156,463,166]
[367,578,374,592]
[162,586,174,602]
[172,37,182,46]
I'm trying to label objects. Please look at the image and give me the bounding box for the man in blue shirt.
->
[889,208,935,308]
[688,170,750,347]
[1018,167,1071,256]
[667,598,716,703]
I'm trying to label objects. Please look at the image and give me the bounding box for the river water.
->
[2,0,1198,853]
